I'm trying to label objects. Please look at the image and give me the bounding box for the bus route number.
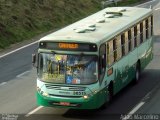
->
[73,91,86,96]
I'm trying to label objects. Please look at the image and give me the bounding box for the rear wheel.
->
[108,83,113,102]
[134,62,141,84]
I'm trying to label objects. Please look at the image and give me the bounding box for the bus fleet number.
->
[73,91,86,96]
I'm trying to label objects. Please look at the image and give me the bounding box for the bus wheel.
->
[100,83,113,109]
[134,62,141,84]
[108,82,113,102]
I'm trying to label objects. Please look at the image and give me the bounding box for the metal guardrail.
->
[101,0,123,8]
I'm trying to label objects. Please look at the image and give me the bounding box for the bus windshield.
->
[38,53,98,84]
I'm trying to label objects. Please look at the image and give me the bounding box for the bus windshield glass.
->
[38,53,98,84]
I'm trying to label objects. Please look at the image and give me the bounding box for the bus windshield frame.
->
[37,52,98,85]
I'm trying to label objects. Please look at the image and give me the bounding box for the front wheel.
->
[108,85,113,102]
[134,63,141,84]
[100,83,113,109]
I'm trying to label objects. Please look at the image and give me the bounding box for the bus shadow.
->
[62,69,160,120]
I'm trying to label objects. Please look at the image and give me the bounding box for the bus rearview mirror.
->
[32,54,37,67]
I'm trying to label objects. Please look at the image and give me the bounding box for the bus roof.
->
[40,7,152,45]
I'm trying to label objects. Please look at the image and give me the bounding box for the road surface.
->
[0,0,160,120]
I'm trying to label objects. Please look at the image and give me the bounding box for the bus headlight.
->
[42,92,49,97]
[83,95,89,99]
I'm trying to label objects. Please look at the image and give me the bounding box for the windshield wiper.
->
[51,50,57,55]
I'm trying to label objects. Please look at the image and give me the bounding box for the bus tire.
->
[100,83,113,109]
[108,82,113,102]
[134,62,141,84]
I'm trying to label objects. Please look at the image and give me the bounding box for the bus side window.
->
[140,22,143,43]
[99,44,106,74]
[113,39,117,62]
[121,33,125,56]
[131,27,135,50]
[146,19,149,39]
[107,41,114,66]
[125,32,129,54]
[148,16,152,38]
[137,24,140,46]
[143,21,146,41]
[116,35,122,60]
[134,26,137,47]
[151,15,153,36]
[128,29,132,52]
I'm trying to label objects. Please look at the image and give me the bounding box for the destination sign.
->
[58,43,78,49]
[39,42,97,52]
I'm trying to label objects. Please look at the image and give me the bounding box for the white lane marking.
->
[16,71,30,78]
[155,8,160,10]
[136,0,156,7]
[122,102,145,120]
[0,1,154,118]
[25,106,43,117]
[128,102,145,114]
[0,41,38,59]
[0,82,7,86]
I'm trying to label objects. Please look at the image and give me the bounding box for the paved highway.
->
[135,1,160,117]
[0,0,160,120]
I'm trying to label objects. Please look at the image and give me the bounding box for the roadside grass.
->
[0,0,149,50]
[0,0,101,50]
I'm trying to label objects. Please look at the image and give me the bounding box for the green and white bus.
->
[32,7,153,109]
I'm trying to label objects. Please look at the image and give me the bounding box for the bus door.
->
[99,44,108,102]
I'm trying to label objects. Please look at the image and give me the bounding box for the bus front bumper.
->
[36,92,103,109]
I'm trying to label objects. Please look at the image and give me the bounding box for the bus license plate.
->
[60,102,70,106]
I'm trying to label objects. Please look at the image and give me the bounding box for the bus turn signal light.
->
[107,68,113,76]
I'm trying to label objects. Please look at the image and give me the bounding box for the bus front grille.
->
[49,94,82,98]
[45,84,86,91]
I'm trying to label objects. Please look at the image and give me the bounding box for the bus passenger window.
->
[151,15,153,36]
[143,21,146,41]
[113,39,117,62]
[134,26,137,47]
[121,33,125,56]
[116,36,122,60]
[107,41,114,66]
[125,32,129,54]
[137,24,140,46]
[148,16,152,38]
[146,19,149,39]
[131,27,134,50]
[140,22,143,43]
[128,30,131,52]
[148,17,152,38]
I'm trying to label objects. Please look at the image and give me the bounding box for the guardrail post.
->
[101,0,120,9]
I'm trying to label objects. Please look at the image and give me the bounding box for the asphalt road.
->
[0,43,37,83]
[135,2,160,116]
[0,0,160,120]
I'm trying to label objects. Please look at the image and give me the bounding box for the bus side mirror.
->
[32,54,37,68]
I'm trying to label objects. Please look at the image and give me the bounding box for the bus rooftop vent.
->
[118,8,127,12]
[96,18,105,23]
[87,23,96,27]
[74,24,96,33]
[104,11,123,18]
[74,28,86,33]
